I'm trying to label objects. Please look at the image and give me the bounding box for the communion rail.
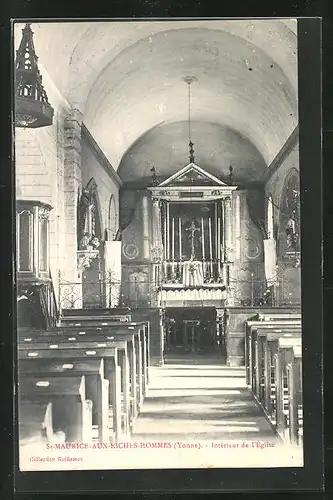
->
[58,275,300,312]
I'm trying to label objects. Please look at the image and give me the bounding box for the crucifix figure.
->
[186,220,200,259]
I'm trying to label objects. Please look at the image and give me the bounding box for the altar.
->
[148,162,238,306]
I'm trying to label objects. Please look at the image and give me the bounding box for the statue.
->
[78,182,97,248]
[90,235,100,249]
[79,232,91,250]
[285,217,298,249]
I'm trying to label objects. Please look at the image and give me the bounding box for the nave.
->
[14,19,304,472]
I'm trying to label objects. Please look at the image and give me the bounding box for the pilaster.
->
[61,108,83,307]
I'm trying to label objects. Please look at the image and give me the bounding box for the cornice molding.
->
[81,124,122,188]
[261,126,299,184]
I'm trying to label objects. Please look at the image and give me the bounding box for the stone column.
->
[152,198,163,250]
[224,196,232,262]
[142,193,150,260]
[62,108,83,307]
[150,198,164,306]
[235,193,241,261]
[224,196,235,306]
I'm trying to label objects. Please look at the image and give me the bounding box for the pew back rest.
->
[278,338,302,349]
[61,308,131,317]
[257,313,302,322]
[19,375,86,400]
[19,358,104,378]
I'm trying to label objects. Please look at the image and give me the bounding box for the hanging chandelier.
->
[15,23,54,128]
[183,76,197,163]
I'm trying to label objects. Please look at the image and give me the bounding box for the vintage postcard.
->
[14,18,307,472]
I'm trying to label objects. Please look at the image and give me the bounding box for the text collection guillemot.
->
[30,457,83,462]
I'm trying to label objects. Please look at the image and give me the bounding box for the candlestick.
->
[201,217,205,261]
[164,203,167,260]
[179,217,182,260]
[217,217,221,261]
[208,217,213,260]
[166,203,170,261]
[217,217,221,278]
[172,217,175,261]
[221,200,225,262]
[215,202,218,260]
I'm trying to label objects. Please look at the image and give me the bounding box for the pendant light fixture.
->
[183,76,197,163]
[15,23,54,128]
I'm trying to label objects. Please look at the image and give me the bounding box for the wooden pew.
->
[19,358,109,443]
[61,308,132,319]
[274,337,302,441]
[61,314,132,324]
[20,324,144,422]
[255,330,301,415]
[60,308,151,379]
[286,344,303,444]
[19,374,92,443]
[252,327,301,404]
[245,320,301,388]
[55,321,149,392]
[256,313,302,322]
[247,326,303,445]
[18,342,123,441]
[55,322,147,407]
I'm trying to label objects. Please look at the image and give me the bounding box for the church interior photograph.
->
[14,19,303,469]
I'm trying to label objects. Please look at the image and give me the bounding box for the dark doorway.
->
[164,307,226,361]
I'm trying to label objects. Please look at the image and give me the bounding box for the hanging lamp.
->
[15,23,54,128]
[183,76,197,163]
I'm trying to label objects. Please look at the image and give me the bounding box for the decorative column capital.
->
[151,245,164,262]
[152,197,161,208]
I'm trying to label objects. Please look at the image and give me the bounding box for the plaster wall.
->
[81,130,120,240]
[15,67,70,297]
[264,135,301,305]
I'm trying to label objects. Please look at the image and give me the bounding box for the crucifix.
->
[186,221,200,260]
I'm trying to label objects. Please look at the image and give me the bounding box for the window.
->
[106,195,117,241]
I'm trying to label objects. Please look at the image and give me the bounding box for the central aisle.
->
[132,355,278,442]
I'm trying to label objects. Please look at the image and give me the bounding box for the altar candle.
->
[164,204,167,260]
[217,217,221,260]
[208,217,213,260]
[166,203,170,260]
[179,217,182,260]
[215,203,218,259]
[201,217,205,260]
[172,217,175,261]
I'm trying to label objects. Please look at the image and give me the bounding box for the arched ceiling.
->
[14,19,298,177]
[119,121,267,184]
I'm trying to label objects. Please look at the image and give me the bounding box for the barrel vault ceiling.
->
[14,19,298,183]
